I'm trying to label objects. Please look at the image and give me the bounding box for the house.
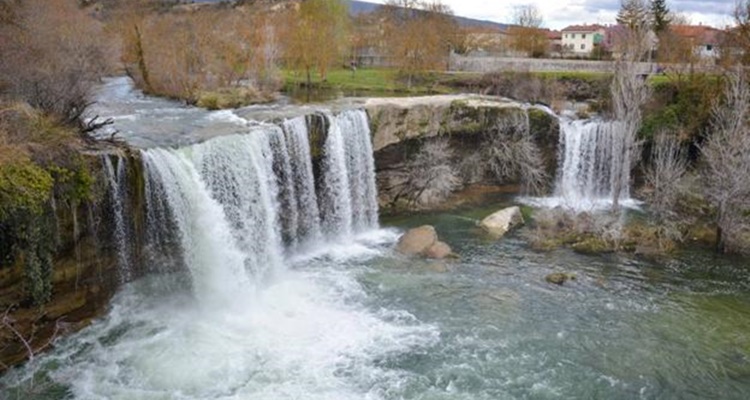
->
[545,29,563,57]
[602,24,658,60]
[561,24,606,55]
[669,24,723,60]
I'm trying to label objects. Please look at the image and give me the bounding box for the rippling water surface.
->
[3,202,750,400]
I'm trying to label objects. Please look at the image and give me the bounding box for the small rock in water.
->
[545,272,576,285]
[425,241,453,259]
[396,225,437,256]
[479,206,524,238]
[396,225,456,260]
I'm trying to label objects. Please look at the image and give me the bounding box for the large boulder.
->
[396,225,438,256]
[479,206,525,238]
[396,225,455,259]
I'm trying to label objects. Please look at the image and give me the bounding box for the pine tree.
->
[650,0,671,33]
[616,0,650,29]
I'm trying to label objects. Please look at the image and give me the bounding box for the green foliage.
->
[640,75,722,140]
[0,158,54,220]
[0,157,56,305]
[650,0,671,33]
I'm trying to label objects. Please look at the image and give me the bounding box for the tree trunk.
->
[134,24,152,93]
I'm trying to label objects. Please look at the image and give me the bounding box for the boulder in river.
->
[425,241,453,259]
[479,206,524,238]
[396,225,455,259]
[545,272,576,285]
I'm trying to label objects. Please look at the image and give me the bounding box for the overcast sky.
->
[364,0,737,29]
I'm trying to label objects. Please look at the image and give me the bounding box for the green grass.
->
[283,68,468,95]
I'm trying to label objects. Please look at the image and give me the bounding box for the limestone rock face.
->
[396,225,438,256]
[480,206,525,238]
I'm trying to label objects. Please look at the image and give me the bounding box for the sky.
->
[363,0,738,30]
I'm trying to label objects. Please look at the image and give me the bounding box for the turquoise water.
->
[2,203,749,399]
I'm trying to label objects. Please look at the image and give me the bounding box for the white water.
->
[523,118,641,211]
[282,116,323,247]
[102,154,132,282]
[320,110,379,238]
[0,108,442,399]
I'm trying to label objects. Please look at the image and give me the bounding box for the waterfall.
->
[139,108,379,302]
[268,126,300,248]
[102,154,131,282]
[555,119,632,209]
[320,110,379,238]
[339,109,379,231]
[142,148,253,306]
[192,130,285,281]
[521,116,638,211]
[282,116,322,246]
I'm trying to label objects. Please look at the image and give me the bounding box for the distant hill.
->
[350,1,508,31]
[189,0,508,30]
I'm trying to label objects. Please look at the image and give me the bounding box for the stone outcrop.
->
[365,95,526,152]
[479,206,525,238]
[365,95,559,212]
[396,225,454,259]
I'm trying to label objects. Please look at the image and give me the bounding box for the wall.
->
[449,55,656,74]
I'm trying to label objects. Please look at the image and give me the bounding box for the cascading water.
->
[102,154,132,282]
[556,119,631,207]
[142,147,253,307]
[1,109,435,398]
[137,109,381,302]
[523,116,638,211]
[320,110,379,238]
[193,130,285,282]
[282,116,323,246]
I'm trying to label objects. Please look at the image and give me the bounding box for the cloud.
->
[361,0,734,29]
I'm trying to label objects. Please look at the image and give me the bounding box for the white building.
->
[561,24,606,55]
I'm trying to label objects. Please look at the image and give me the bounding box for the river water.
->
[1,78,749,399]
[3,203,750,399]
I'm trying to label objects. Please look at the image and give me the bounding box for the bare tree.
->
[700,68,750,253]
[484,112,548,194]
[0,0,112,127]
[379,0,457,87]
[644,130,688,244]
[508,5,548,58]
[609,16,651,210]
[401,138,462,206]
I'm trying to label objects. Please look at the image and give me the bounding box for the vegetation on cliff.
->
[0,0,107,305]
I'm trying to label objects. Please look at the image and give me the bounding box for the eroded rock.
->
[396,225,455,259]
[396,225,438,256]
[425,241,453,259]
[479,206,525,238]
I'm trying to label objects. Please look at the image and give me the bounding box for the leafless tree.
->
[700,67,750,253]
[0,0,112,127]
[401,138,462,206]
[609,18,652,210]
[644,130,688,243]
[484,112,548,194]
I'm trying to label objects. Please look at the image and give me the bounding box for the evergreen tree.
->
[616,0,650,29]
[650,0,671,33]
